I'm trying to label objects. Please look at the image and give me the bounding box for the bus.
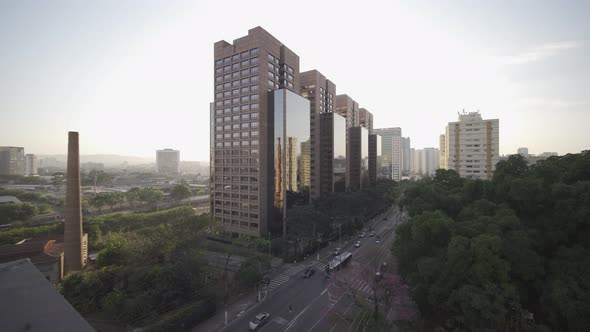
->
[328,251,353,272]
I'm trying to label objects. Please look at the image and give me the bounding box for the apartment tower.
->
[300,70,336,199]
[444,111,499,179]
[212,27,300,237]
[335,95,359,189]
[156,149,180,175]
[373,127,402,181]
[0,147,25,176]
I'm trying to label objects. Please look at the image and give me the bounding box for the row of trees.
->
[89,183,193,213]
[392,152,590,331]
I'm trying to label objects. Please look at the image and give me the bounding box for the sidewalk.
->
[191,292,258,332]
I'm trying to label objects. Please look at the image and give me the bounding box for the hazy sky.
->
[1,0,589,160]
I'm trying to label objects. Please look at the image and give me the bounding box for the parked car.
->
[303,267,315,278]
[249,312,270,331]
[354,240,361,248]
[333,248,342,256]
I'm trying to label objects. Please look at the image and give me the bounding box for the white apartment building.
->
[412,148,439,177]
[439,134,446,169]
[401,137,411,176]
[156,149,180,175]
[25,154,38,176]
[443,111,499,179]
[373,127,402,181]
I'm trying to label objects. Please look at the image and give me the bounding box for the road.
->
[219,205,403,332]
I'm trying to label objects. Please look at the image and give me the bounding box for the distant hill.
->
[38,154,154,166]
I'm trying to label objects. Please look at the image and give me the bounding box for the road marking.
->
[283,288,328,331]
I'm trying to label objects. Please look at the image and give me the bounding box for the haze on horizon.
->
[1,0,589,160]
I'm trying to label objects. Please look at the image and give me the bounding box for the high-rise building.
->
[517,147,529,157]
[358,108,373,133]
[401,137,411,176]
[300,70,336,200]
[409,148,415,174]
[349,127,369,191]
[335,95,359,189]
[156,149,180,175]
[64,132,87,274]
[0,147,25,176]
[212,27,300,237]
[369,134,382,185]
[411,148,439,176]
[444,111,499,179]
[25,154,38,176]
[373,128,402,181]
[320,112,347,193]
[439,134,447,169]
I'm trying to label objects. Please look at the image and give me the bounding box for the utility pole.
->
[268,232,271,257]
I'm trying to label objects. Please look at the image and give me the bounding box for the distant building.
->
[539,152,558,157]
[373,128,402,181]
[335,94,360,189]
[25,154,38,176]
[517,147,529,157]
[358,108,373,133]
[156,149,180,175]
[369,133,383,185]
[349,127,369,190]
[443,111,499,179]
[439,134,447,169]
[320,112,347,193]
[401,137,411,176]
[0,259,94,331]
[0,147,25,176]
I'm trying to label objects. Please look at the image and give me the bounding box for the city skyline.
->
[1,1,589,159]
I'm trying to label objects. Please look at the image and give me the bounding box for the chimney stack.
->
[64,131,84,273]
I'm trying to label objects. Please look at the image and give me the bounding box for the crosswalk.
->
[265,261,330,292]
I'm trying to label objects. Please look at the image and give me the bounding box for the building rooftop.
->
[0,259,94,331]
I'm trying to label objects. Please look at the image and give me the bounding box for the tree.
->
[170,183,192,203]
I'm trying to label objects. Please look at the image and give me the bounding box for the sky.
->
[1,0,589,161]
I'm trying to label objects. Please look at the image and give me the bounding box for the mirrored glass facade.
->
[333,114,347,192]
[273,89,310,211]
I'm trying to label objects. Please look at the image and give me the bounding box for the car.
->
[375,271,382,281]
[354,240,361,248]
[333,248,342,256]
[359,232,365,238]
[303,267,315,278]
[249,312,270,330]
[369,232,375,237]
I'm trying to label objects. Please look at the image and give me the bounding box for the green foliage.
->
[0,202,38,224]
[393,151,590,331]
[0,223,63,245]
[0,188,51,204]
[170,183,192,202]
[96,233,128,267]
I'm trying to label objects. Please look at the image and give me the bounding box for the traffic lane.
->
[224,268,327,332]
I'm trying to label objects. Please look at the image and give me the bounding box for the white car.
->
[359,232,365,238]
[249,312,270,331]
[354,241,361,248]
[333,248,342,256]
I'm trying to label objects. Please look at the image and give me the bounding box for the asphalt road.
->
[220,205,401,332]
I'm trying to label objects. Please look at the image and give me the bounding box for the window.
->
[251,48,259,55]
[288,82,293,89]
[241,131,249,137]
[215,118,222,123]
[224,125,231,130]
[241,104,250,111]
[232,71,239,78]
[232,63,239,70]
[251,130,258,137]
[223,91,230,97]
[223,100,231,105]
[223,65,230,72]
[268,62,274,70]
[241,51,249,58]
[232,106,240,113]
[216,109,222,115]
[216,84,222,91]
[241,114,250,120]
[225,133,231,139]
[251,85,258,91]
[216,92,222,99]
[216,76,222,82]
[215,101,222,106]
[232,80,239,87]
[215,59,223,66]
[251,112,258,119]
[224,57,231,64]
[251,76,259,82]
[216,142,222,147]
[241,69,249,76]
[251,103,259,110]
[251,94,258,100]
[267,53,274,61]
[223,82,230,89]
[241,95,250,102]
[288,66,293,74]
[268,71,274,79]
[241,87,249,94]
[224,74,230,81]
[268,80,274,88]
[232,89,239,95]
[242,123,250,129]
[224,142,231,147]
[250,66,258,74]
[224,116,231,122]
[242,140,250,146]
[216,67,223,74]
[224,108,230,114]
[232,97,239,104]
[241,78,250,84]
[288,74,293,81]
[251,121,259,128]
[233,132,240,138]
[216,125,223,131]
[241,60,249,67]
[233,141,240,146]
[232,124,239,129]
[232,54,239,61]
[251,57,258,64]
[232,115,239,121]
